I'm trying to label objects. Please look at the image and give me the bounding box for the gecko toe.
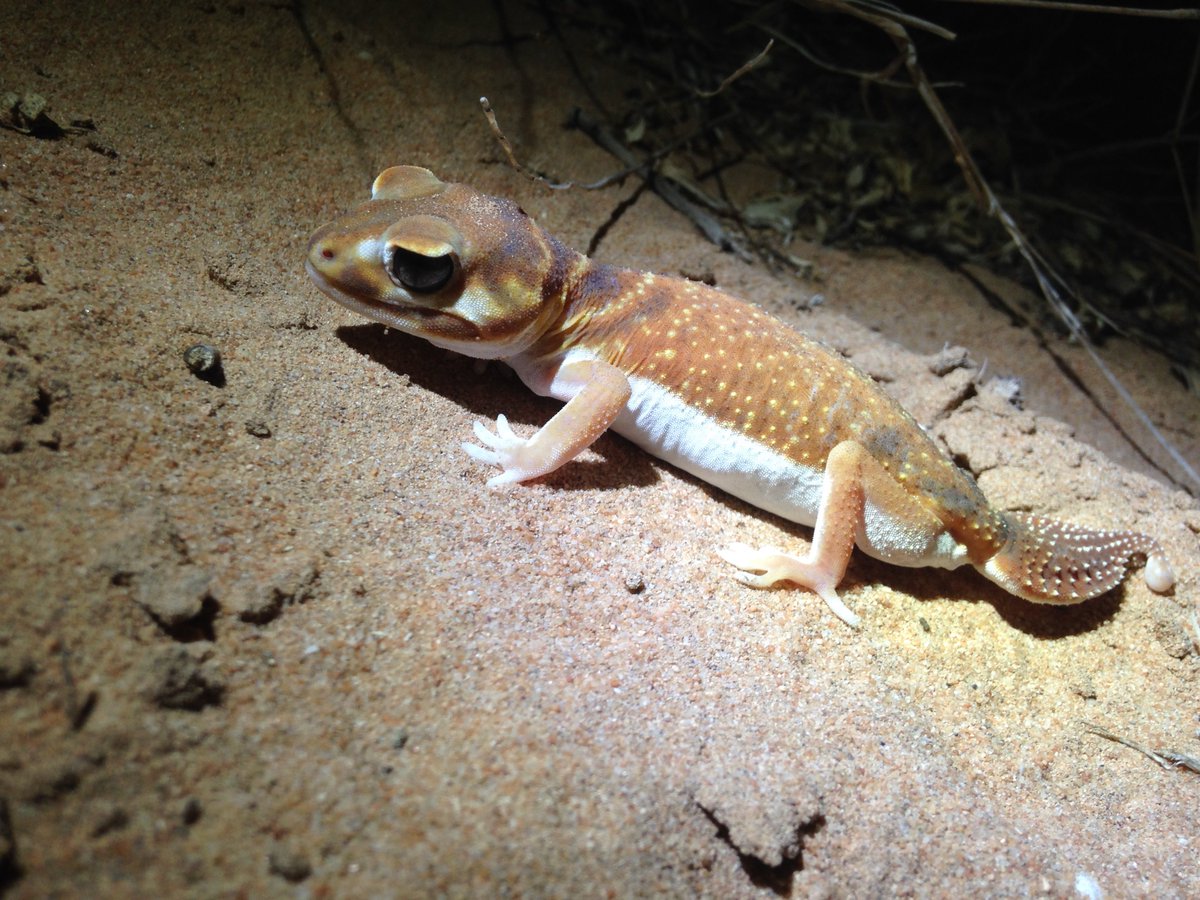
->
[472,420,502,446]
[495,414,518,440]
[462,441,498,464]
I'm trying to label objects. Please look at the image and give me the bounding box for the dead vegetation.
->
[490,0,1200,490]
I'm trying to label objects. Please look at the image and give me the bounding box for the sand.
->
[1,1,1197,896]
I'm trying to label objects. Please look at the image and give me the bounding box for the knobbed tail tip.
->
[981,512,1175,605]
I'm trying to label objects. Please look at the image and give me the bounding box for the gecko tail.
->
[979,512,1175,604]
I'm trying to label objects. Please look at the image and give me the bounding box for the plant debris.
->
[1083,721,1200,774]
[500,0,1200,491]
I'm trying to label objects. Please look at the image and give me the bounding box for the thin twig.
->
[1170,30,1200,263]
[1084,722,1200,774]
[696,39,775,98]
[569,110,754,260]
[761,23,910,87]
[481,96,647,190]
[797,0,1200,492]
[481,97,740,193]
[935,0,1200,19]
[480,97,584,190]
[823,0,960,39]
[481,97,753,258]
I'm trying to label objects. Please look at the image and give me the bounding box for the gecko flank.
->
[305,166,1175,627]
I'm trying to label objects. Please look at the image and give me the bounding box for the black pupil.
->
[390,248,454,293]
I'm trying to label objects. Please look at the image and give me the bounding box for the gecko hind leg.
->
[718,441,873,628]
[719,542,861,627]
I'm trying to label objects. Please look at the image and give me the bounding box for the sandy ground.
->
[1,1,1197,896]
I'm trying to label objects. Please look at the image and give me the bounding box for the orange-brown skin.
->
[306,166,1175,627]
[537,264,1009,560]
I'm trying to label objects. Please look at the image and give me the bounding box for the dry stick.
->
[950,0,1200,263]
[803,0,1200,492]
[569,110,754,261]
[480,97,593,190]
[696,39,775,98]
[760,23,965,92]
[484,37,776,192]
[485,35,779,188]
[815,0,960,39]
[481,96,625,189]
[482,34,784,248]
[480,98,753,259]
[1170,30,1200,263]
[1010,195,1200,382]
[935,0,1200,19]
[481,97,738,194]
[1083,722,1200,774]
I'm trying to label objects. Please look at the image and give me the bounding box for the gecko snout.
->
[306,235,338,268]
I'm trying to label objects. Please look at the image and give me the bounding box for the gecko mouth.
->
[305,259,478,337]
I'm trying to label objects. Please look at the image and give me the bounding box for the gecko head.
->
[306,166,576,359]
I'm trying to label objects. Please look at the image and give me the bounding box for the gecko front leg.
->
[464,357,632,486]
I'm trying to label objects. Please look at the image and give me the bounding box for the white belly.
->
[518,353,970,571]
[614,374,824,527]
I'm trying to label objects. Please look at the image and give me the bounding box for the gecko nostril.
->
[320,247,335,260]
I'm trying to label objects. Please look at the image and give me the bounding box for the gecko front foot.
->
[718,542,862,628]
[462,414,536,486]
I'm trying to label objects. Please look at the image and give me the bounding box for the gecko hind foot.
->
[718,543,861,628]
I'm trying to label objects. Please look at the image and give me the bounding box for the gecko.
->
[305,165,1175,627]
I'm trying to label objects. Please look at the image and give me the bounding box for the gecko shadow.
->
[336,322,1138,635]
[334,323,660,491]
[877,557,1126,639]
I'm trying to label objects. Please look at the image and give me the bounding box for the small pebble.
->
[1153,617,1194,661]
[181,796,202,826]
[268,842,312,882]
[985,375,1024,409]
[624,573,646,594]
[134,566,211,629]
[0,91,67,138]
[928,344,971,376]
[183,343,224,386]
[0,644,34,688]
[244,420,271,439]
[145,646,224,711]
[1072,675,1098,700]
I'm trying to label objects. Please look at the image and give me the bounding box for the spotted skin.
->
[530,266,1011,561]
[306,166,1175,627]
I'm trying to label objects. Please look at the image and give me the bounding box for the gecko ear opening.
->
[371,166,448,201]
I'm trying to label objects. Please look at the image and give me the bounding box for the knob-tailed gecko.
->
[305,165,1174,627]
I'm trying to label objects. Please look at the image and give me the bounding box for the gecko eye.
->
[387,247,456,293]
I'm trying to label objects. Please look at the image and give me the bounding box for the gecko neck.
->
[524,256,625,355]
